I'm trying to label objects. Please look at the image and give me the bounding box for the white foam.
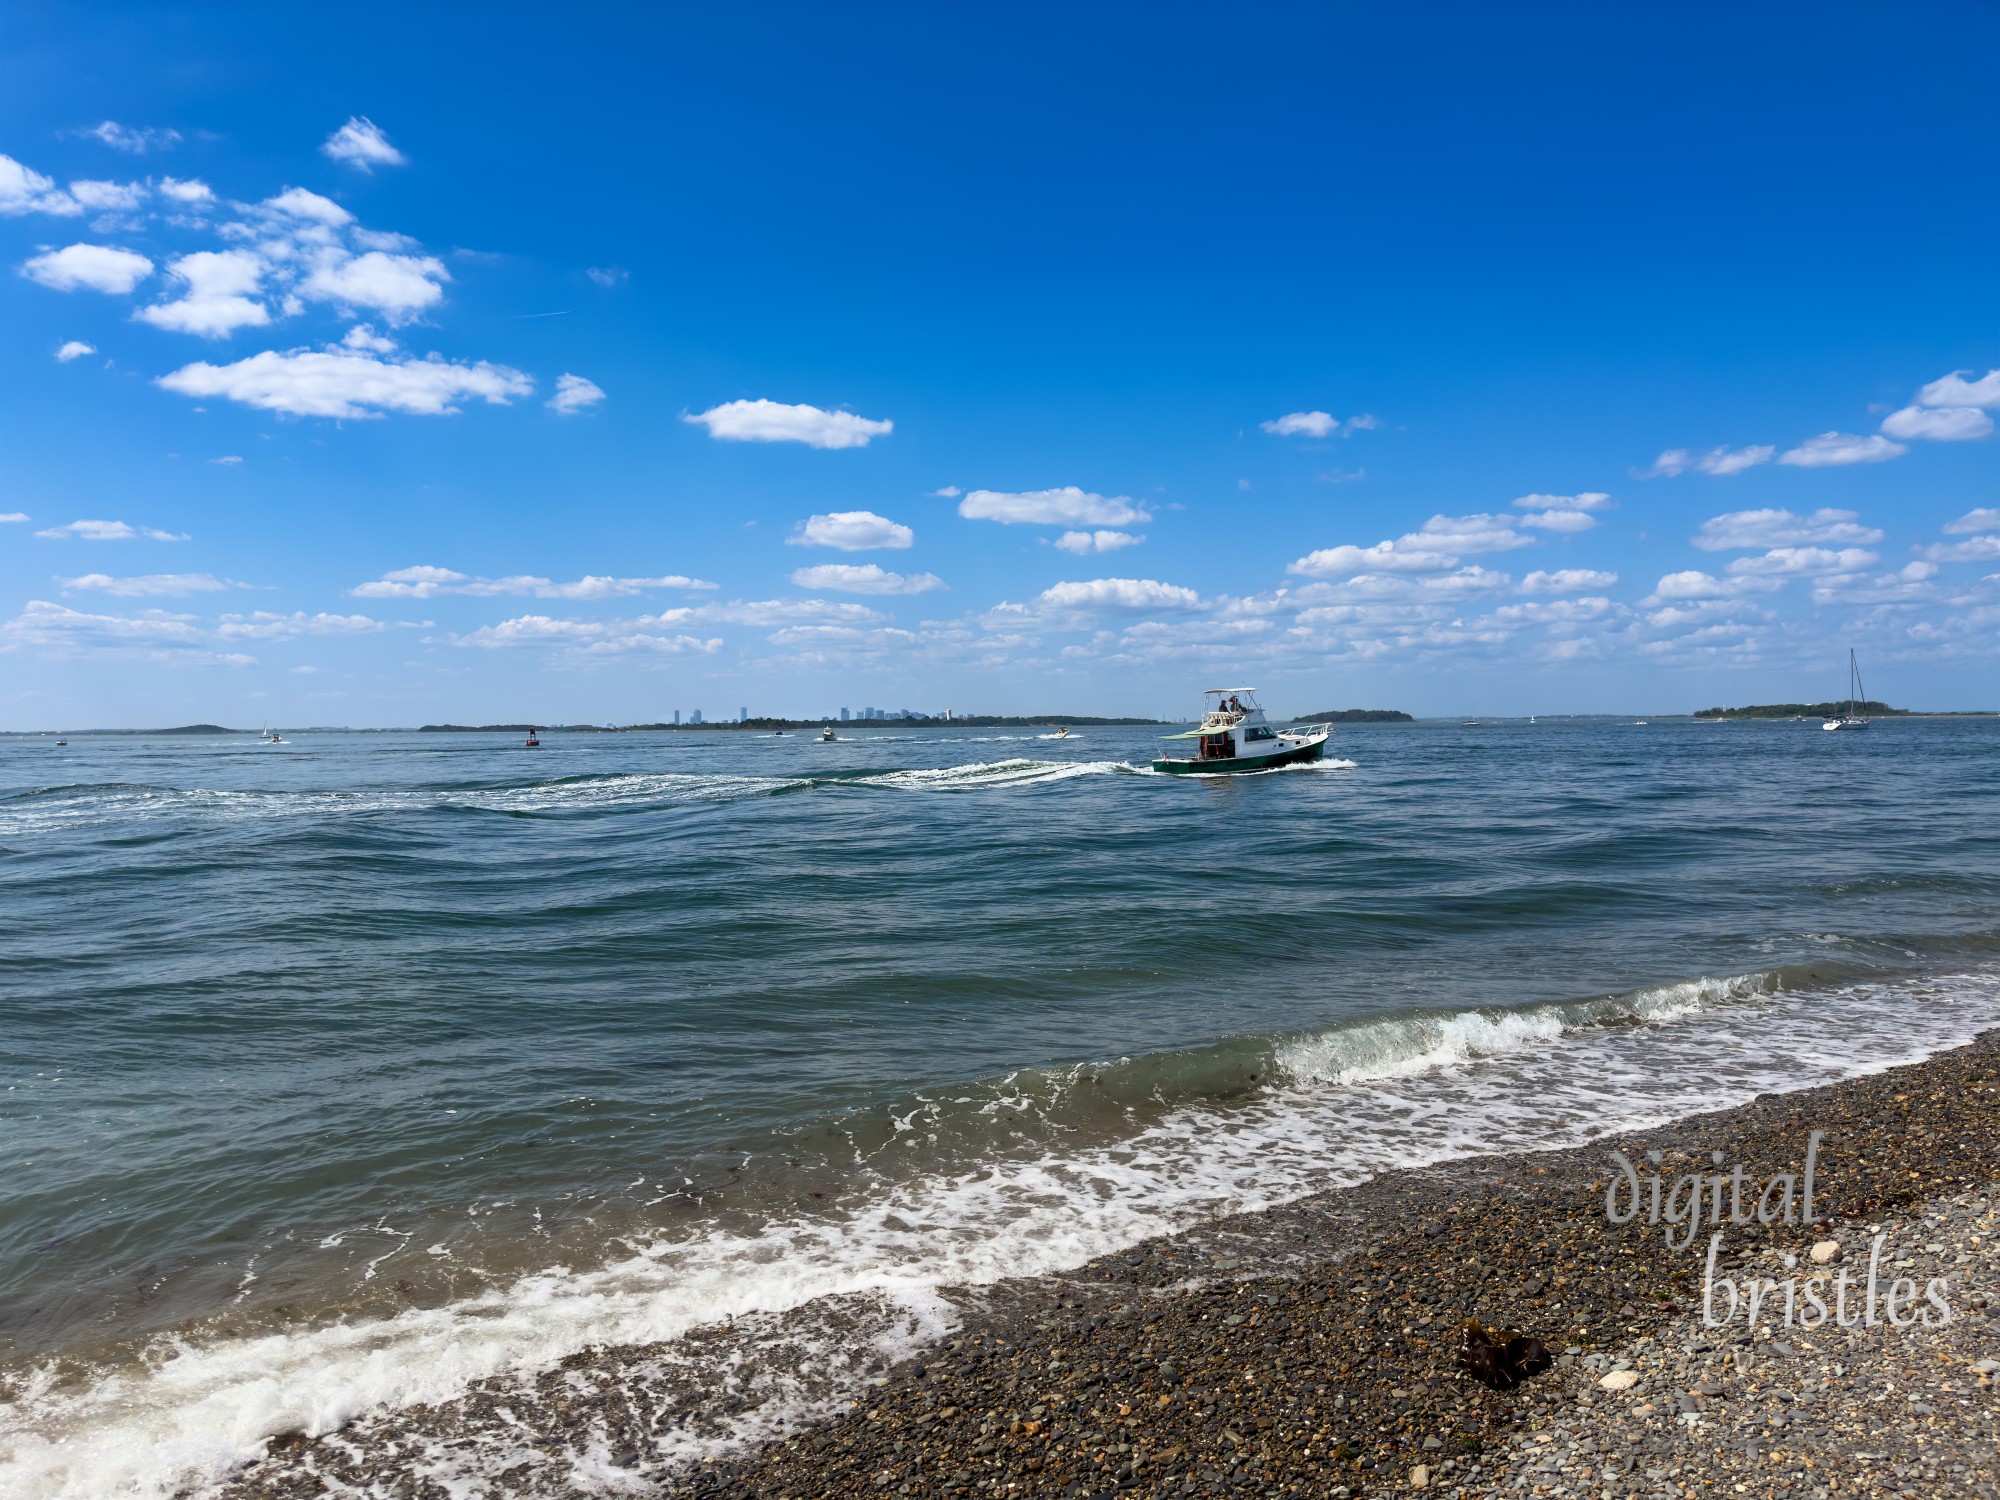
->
[6,969,1998,1497]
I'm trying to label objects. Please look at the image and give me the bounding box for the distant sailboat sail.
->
[1822,651,1870,732]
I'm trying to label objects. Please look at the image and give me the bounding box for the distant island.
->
[418,715,1168,733]
[1295,708,1415,723]
[1694,701,1905,720]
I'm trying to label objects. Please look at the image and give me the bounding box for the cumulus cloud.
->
[547,373,605,415]
[1641,445,1775,478]
[69,179,149,212]
[157,345,532,418]
[683,399,892,449]
[321,117,406,171]
[21,243,153,293]
[1516,508,1599,533]
[300,250,448,321]
[1520,568,1619,594]
[1511,491,1614,512]
[350,565,714,599]
[1914,370,2000,410]
[262,186,354,226]
[1725,546,1880,577]
[1036,578,1203,613]
[35,519,188,541]
[1054,529,1144,555]
[134,248,270,336]
[451,614,724,656]
[157,177,214,205]
[1645,570,1784,602]
[55,340,95,362]
[585,266,628,288]
[1880,405,1992,441]
[216,610,416,640]
[1289,513,1534,578]
[787,510,914,551]
[0,513,27,523]
[0,153,81,216]
[957,486,1151,527]
[57,572,242,597]
[82,122,182,154]
[0,599,236,662]
[1943,508,2000,535]
[1915,534,2000,565]
[1779,431,1906,468]
[1260,410,1376,439]
[787,563,946,595]
[928,485,962,498]
[1693,507,1883,551]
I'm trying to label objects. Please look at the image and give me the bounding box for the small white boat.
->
[262,726,285,744]
[819,725,837,742]
[1823,650,1870,731]
[55,739,67,746]
[1152,689,1329,774]
[1053,726,1070,739]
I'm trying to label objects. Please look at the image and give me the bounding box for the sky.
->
[1,2,1996,727]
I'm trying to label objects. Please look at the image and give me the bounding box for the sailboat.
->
[1822,650,1870,732]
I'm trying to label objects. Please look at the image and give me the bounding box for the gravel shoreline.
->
[218,1031,2000,1499]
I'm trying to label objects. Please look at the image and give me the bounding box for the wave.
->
[6,961,1998,1498]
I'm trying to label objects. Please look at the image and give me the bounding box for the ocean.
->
[3,716,1998,1496]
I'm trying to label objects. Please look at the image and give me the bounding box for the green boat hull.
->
[1150,737,1328,775]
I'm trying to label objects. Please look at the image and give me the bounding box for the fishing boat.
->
[1823,650,1870,731]
[1151,689,1330,775]
[261,726,284,744]
[524,727,541,747]
[819,725,837,742]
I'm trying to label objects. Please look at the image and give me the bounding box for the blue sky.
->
[2,2,1996,726]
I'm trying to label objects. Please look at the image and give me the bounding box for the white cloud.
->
[585,266,628,287]
[1288,512,1533,579]
[929,485,962,497]
[54,340,95,362]
[1880,405,1992,441]
[1915,535,2000,565]
[56,572,241,597]
[451,614,724,656]
[1516,508,1598,533]
[0,153,81,216]
[1036,578,1203,613]
[1511,491,1614,511]
[35,519,188,542]
[1726,546,1879,576]
[216,610,412,640]
[262,186,354,226]
[1779,431,1906,468]
[547,373,606,415]
[957,486,1151,527]
[1054,529,1144,555]
[21,243,154,293]
[1914,369,2000,410]
[0,599,225,659]
[1259,410,1376,438]
[322,117,406,171]
[82,122,182,154]
[301,250,447,320]
[1646,570,1783,602]
[350,565,714,599]
[787,510,914,550]
[340,323,397,354]
[683,399,892,449]
[134,248,270,336]
[1642,445,1775,478]
[0,513,27,523]
[157,345,532,418]
[1943,508,2000,535]
[1693,507,1884,551]
[1520,568,1618,594]
[787,563,946,595]
[69,179,149,212]
[157,177,214,205]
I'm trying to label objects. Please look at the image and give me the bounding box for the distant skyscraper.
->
[691,709,703,724]
[740,706,747,722]
[839,708,849,721]
[673,709,680,725]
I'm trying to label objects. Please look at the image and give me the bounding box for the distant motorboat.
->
[261,726,284,744]
[1823,650,1871,731]
[55,739,67,746]
[1634,720,1648,726]
[1054,726,1070,738]
[1460,720,1481,727]
[819,725,837,742]
[1152,688,1329,775]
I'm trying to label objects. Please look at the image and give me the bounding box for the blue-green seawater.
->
[3,719,1998,1494]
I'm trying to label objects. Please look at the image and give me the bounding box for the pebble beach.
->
[215,1029,2000,1499]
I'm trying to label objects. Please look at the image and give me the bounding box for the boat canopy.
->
[1203,687,1257,698]
[1161,727,1235,739]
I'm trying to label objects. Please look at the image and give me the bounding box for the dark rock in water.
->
[1457,1317,1553,1390]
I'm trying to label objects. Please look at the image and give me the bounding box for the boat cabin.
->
[1191,688,1281,760]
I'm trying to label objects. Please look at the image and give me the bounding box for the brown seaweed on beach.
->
[1457,1316,1553,1390]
